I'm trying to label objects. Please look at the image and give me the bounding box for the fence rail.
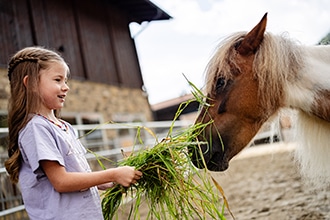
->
[0,118,282,218]
[0,120,192,218]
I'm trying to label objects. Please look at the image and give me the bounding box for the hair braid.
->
[8,56,39,81]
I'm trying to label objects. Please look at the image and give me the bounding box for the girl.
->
[4,46,142,220]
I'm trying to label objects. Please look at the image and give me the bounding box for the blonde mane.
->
[205,32,304,114]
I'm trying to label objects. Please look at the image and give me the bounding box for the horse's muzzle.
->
[189,143,229,172]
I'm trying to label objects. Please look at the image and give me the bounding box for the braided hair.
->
[5,46,68,183]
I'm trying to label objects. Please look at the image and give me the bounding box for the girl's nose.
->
[62,83,70,91]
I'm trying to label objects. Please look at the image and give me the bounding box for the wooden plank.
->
[29,0,85,79]
[12,0,34,49]
[107,6,143,88]
[0,1,14,65]
[74,0,118,84]
[29,0,49,45]
[1,0,144,87]
[0,0,33,66]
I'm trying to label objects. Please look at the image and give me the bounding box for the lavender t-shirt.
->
[18,115,104,220]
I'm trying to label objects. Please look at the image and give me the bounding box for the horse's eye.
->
[216,77,226,92]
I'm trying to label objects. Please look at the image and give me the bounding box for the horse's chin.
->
[206,152,229,172]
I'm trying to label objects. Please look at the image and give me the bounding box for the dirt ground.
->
[213,142,330,220]
[116,140,330,220]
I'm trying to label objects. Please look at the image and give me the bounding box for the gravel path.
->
[213,142,330,220]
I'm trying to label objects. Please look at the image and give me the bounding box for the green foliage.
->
[91,77,232,220]
[318,32,330,45]
[101,123,227,219]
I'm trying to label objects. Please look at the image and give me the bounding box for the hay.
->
[92,79,232,220]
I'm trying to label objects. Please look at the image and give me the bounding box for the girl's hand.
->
[113,166,142,187]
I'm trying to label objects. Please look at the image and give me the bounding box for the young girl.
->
[4,46,142,220]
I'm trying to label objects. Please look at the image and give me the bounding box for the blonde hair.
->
[5,46,68,183]
[205,32,304,114]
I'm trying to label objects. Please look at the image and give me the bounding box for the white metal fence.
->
[0,120,193,218]
[0,118,282,218]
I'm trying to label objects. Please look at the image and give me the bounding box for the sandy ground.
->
[116,139,330,219]
[213,142,330,220]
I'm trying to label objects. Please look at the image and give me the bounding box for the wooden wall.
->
[0,0,143,88]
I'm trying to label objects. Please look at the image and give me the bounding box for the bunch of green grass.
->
[93,77,233,220]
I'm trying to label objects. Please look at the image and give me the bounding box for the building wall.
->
[0,69,9,113]
[63,79,152,121]
[0,0,167,153]
[0,67,152,123]
[0,0,144,88]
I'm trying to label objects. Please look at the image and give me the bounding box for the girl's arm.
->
[40,160,142,193]
[97,182,116,190]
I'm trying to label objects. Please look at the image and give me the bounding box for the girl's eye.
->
[215,77,226,92]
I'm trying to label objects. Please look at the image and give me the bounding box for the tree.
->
[318,32,330,45]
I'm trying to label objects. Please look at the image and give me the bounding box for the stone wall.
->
[0,68,153,122]
[0,69,9,112]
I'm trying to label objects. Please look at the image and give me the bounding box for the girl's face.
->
[38,61,70,114]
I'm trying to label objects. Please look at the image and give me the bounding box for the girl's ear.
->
[23,75,28,87]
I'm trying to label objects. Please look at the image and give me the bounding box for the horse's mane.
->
[205,31,304,115]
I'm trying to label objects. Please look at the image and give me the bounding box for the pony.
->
[190,13,330,188]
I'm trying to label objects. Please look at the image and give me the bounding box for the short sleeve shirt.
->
[18,115,104,220]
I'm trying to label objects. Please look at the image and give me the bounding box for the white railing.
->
[0,118,282,218]
[0,120,193,218]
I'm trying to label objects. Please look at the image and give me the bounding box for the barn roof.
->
[109,0,172,24]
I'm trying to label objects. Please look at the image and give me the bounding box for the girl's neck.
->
[36,113,68,132]
[36,110,58,123]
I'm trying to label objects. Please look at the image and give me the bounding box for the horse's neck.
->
[284,45,330,121]
[285,46,330,188]
[304,46,330,80]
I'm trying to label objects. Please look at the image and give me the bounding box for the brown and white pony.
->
[191,13,330,188]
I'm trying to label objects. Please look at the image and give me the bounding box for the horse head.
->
[191,13,282,171]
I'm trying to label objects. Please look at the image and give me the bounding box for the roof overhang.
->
[109,0,172,24]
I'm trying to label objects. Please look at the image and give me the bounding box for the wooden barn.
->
[0,1,171,216]
[0,0,171,120]
[0,0,171,142]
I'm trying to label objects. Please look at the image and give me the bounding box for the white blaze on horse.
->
[190,13,330,188]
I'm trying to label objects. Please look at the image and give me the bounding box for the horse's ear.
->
[237,13,267,56]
